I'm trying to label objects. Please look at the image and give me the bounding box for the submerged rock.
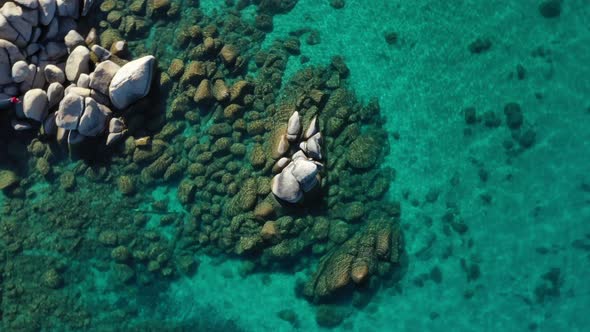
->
[44,64,65,84]
[347,134,380,169]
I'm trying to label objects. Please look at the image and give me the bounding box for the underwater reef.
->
[0,0,405,330]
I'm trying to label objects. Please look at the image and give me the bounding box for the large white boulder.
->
[78,98,111,136]
[11,60,30,83]
[109,55,155,109]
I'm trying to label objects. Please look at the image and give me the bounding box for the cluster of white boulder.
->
[0,0,156,146]
[271,111,323,203]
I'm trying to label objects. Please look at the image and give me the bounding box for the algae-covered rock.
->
[304,220,401,302]
[133,139,166,163]
[36,158,51,176]
[249,144,266,168]
[227,178,258,216]
[180,61,206,86]
[41,268,63,289]
[167,58,184,78]
[208,123,232,136]
[0,170,19,189]
[223,104,243,120]
[117,175,136,195]
[236,235,262,255]
[261,220,279,241]
[347,134,381,169]
[59,171,76,191]
[177,179,196,204]
[315,305,346,328]
[212,79,230,102]
[194,79,213,104]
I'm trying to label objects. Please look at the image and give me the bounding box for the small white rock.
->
[78,97,111,136]
[55,93,84,130]
[23,89,48,122]
[91,44,111,61]
[44,64,65,84]
[11,61,30,83]
[304,115,319,139]
[77,73,90,88]
[47,82,64,108]
[286,111,301,141]
[271,169,303,203]
[306,132,322,160]
[109,117,125,133]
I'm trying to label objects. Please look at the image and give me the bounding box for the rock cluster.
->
[0,0,156,147]
[271,111,323,203]
[304,220,401,302]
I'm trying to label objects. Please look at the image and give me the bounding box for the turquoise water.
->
[1,0,589,331]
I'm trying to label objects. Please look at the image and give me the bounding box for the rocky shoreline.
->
[1,0,156,148]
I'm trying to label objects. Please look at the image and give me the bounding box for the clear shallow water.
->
[1,1,589,331]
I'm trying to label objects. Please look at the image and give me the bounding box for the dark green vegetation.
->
[0,0,402,330]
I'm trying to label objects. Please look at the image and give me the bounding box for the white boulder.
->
[109,55,155,109]
[23,89,48,121]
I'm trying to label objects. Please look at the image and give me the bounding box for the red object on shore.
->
[10,97,20,104]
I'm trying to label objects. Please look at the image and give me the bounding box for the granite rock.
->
[109,55,155,109]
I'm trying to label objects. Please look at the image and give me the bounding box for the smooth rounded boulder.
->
[65,45,90,82]
[47,82,64,108]
[44,64,65,84]
[109,55,155,110]
[11,60,30,83]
